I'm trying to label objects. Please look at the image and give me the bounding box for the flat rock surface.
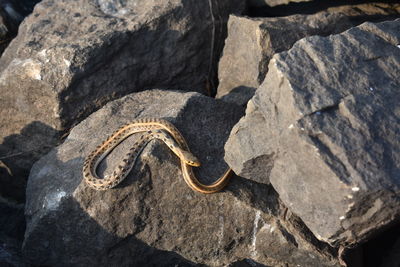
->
[23,89,340,267]
[217,3,400,105]
[225,19,400,246]
[0,0,244,201]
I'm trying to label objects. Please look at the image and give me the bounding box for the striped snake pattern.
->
[83,118,232,193]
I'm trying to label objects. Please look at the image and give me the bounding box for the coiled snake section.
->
[82,118,232,193]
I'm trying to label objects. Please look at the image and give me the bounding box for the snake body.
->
[83,118,232,193]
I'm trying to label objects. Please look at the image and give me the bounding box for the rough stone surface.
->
[0,0,244,201]
[225,19,400,247]
[217,3,400,105]
[23,89,340,267]
[225,101,275,184]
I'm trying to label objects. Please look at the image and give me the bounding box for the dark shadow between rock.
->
[0,197,27,267]
[247,0,400,17]
[350,220,400,267]
[0,0,42,55]
[0,121,60,202]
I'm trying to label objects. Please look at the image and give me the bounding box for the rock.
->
[0,0,245,201]
[225,19,400,247]
[23,89,340,266]
[217,3,400,105]
[224,101,275,184]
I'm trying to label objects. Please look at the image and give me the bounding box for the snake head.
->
[180,150,201,167]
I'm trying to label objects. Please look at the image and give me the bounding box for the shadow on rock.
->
[219,86,256,106]
[228,174,280,216]
[0,121,60,202]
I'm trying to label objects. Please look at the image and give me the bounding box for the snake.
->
[82,118,232,193]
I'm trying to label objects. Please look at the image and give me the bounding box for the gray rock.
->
[0,0,244,201]
[23,89,340,266]
[225,19,400,247]
[217,4,400,105]
[224,101,275,184]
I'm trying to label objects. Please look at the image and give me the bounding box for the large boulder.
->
[217,3,400,105]
[23,89,340,266]
[225,19,400,247]
[0,0,244,201]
